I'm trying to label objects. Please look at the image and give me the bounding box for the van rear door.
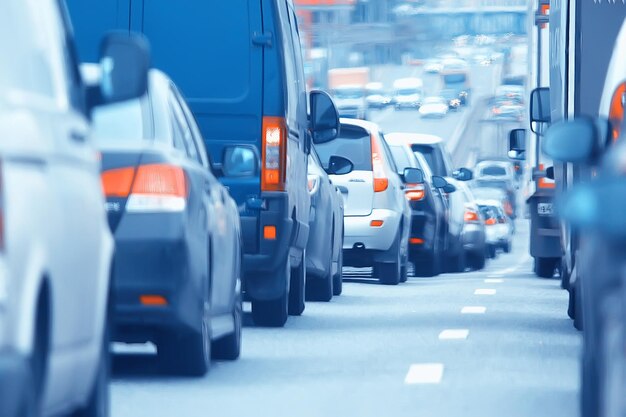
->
[315,124,374,216]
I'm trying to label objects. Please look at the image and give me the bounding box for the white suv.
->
[314,119,412,285]
[0,0,149,416]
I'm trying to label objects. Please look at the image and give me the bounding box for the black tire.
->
[582,348,599,417]
[574,279,584,331]
[536,257,557,278]
[251,293,288,327]
[468,252,486,271]
[332,249,343,296]
[488,245,497,259]
[288,251,306,316]
[158,323,210,376]
[503,241,511,254]
[377,240,401,285]
[212,291,242,360]
[567,286,576,321]
[30,292,49,417]
[74,315,110,417]
[447,247,466,273]
[306,273,333,302]
[414,248,440,277]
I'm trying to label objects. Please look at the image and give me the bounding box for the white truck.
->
[328,67,370,120]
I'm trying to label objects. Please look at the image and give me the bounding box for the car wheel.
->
[377,237,401,285]
[306,272,333,302]
[212,290,242,360]
[503,241,512,253]
[288,250,306,316]
[414,250,440,277]
[561,258,571,290]
[567,286,576,321]
[74,312,110,417]
[332,248,343,296]
[598,294,625,417]
[252,261,289,327]
[158,317,211,376]
[469,251,486,271]
[447,246,466,273]
[582,341,600,417]
[536,257,558,278]
[400,254,409,283]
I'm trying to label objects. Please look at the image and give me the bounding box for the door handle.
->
[70,130,86,143]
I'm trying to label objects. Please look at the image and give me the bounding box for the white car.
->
[314,119,412,285]
[0,1,148,416]
[365,82,392,109]
[419,97,449,118]
[476,200,513,256]
[393,78,424,109]
[474,160,516,183]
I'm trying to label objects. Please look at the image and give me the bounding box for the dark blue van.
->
[66,0,340,327]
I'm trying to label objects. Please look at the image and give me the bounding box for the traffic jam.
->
[0,0,625,416]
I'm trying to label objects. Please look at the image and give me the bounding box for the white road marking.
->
[484,278,504,283]
[461,306,486,314]
[492,254,531,275]
[474,288,497,295]
[487,274,503,278]
[438,329,469,340]
[404,363,444,384]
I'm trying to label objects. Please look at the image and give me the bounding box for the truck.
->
[440,58,471,106]
[328,67,370,119]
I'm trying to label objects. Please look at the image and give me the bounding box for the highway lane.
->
[111,222,580,417]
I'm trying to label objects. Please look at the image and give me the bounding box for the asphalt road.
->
[110,63,581,417]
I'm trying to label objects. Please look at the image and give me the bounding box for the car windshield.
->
[315,124,372,171]
[480,166,507,176]
[333,88,364,99]
[388,145,412,173]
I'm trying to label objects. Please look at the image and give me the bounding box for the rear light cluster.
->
[503,201,513,217]
[101,163,188,213]
[405,185,425,201]
[370,136,388,193]
[261,117,287,192]
[464,210,480,223]
[485,218,497,226]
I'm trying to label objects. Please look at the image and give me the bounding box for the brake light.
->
[101,167,136,198]
[261,117,286,192]
[370,220,384,227]
[371,135,388,192]
[485,218,497,226]
[537,164,555,189]
[609,83,626,143]
[128,164,187,212]
[405,185,425,201]
[409,238,424,245]
[464,210,479,223]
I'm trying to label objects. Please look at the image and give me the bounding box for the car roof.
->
[339,117,380,133]
[384,132,444,146]
[476,160,512,169]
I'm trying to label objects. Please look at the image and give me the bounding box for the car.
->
[475,160,516,183]
[423,59,443,74]
[476,200,513,255]
[332,85,368,119]
[440,89,462,110]
[471,186,514,220]
[451,180,487,270]
[478,205,499,259]
[365,82,393,109]
[68,0,342,327]
[419,97,449,118]
[87,66,244,375]
[491,102,525,122]
[305,150,351,300]
[393,78,424,109]
[315,119,413,285]
[472,176,517,220]
[385,136,449,277]
[0,1,148,415]
[495,84,525,105]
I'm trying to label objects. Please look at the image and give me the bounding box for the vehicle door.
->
[379,132,406,215]
[172,86,235,316]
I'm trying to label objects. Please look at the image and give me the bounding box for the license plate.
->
[537,203,554,216]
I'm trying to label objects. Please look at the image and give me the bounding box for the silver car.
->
[314,119,412,285]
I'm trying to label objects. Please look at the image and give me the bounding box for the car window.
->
[172,86,211,169]
[378,133,398,173]
[412,144,447,177]
[315,125,372,171]
[92,98,150,143]
[481,166,507,176]
[389,145,412,174]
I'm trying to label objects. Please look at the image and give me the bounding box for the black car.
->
[91,68,243,375]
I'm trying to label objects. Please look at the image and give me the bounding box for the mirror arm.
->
[85,85,104,116]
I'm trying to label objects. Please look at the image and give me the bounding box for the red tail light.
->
[405,185,425,201]
[371,135,388,193]
[609,83,626,142]
[464,210,479,223]
[101,164,188,213]
[261,117,287,192]
[485,218,497,226]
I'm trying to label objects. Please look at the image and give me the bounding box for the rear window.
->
[481,166,507,176]
[412,145,446,177]
[92,99,148,143]
[315,125,372,171]
[479,205,496,219]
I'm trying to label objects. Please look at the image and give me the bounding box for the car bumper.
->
[0,350,29,417]
[395,102,420,109]
[112,213,200,342]
[343,209,401,252]
[462,224,486,254]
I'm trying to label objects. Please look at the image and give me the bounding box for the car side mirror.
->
[326,155,354,175]
[542,118,598,163]
[530,87,551,132]
[508,150,526,161]
[86,32,150,112]
[432,175,448,189]
[509,128,526,152]
[443,184,457,193]
[453,167,473,181]
[546,166,555,180]
[310,90,340,144]
[222,146,259,177]
[402,168,424,184]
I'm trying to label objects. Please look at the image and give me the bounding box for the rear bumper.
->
[462,225,486,254]
[408,211,437,258]
[343,209,401,252]
[0,350,29,417]
[112,213,201,342]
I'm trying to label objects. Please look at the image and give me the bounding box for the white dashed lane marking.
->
[461,306,487,314]
[484,278,504,283]
[404,363,444,384]
[474,288,497,295]
[438,329,470,340]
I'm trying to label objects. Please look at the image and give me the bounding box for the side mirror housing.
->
[508,150,526,160]
[542,118,598,163]
[310,90,340,144]
[545,166,555,180]
[326,155,354,175]
[402,168,424,184]
[432,175,449,189]
[509,128,526,152]
[443,184,457,193]
[530,87,551,124]
[86,32,150,112]
[222,146,259,177]
[453,167,473,181]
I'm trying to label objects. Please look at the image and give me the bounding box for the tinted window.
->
[92,99,147,143]
[389,146,412,173]
[481,166,507,176]
[169,92,202,164]
[412,145,446,177]
[277,1,298,130]
[315,125,372,171]
[479,205,496,220]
